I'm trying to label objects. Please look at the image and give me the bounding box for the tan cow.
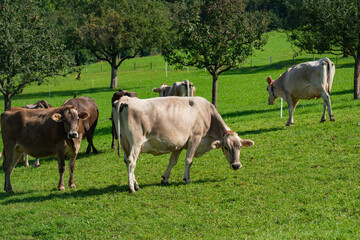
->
[1,105,89,193]
[112,96,254,193]
[152,79,196,97]
[266,58,335,126]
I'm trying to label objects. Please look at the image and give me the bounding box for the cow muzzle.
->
[67,132,79,139]
[231,163,242,170]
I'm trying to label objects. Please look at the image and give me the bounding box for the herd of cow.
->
[1,58,336,193]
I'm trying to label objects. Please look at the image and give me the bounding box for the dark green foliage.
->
[162,0,268,108]
[287,0,360,99]
[77,0,170,89]
[0,0,73,110]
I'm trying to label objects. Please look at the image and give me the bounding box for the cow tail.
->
[184,79,190,97]
[112,100,122,156]
[323,58,334,93]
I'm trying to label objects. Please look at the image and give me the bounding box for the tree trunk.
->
[212,73,218,108]
[110,57,118,89]
[354,57,360,99]
[4,94,11,111]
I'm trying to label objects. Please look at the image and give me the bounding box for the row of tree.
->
[0,0,359,110]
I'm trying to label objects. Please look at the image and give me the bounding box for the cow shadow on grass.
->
[0,178,226,204]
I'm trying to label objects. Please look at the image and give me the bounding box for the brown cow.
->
[62,96,99,154]
[1,105,89,193]
[152,80,196,97]
[110,90,138,149]
[20,100,53,167]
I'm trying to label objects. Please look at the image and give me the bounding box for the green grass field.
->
[0,31,359,239]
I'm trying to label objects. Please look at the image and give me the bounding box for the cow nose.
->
[231,163,242,170]
[67,132,79,139]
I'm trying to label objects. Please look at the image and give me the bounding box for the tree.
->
[162,0,268,108]
[0,0,73,110]
[288,0,360,99]
[77,0,170,89]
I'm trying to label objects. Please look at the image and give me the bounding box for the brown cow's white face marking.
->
[212,132,254,170]
[52,107,89,139]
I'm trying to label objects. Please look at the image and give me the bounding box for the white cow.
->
[152,79,196,97]
[112,96,254,193]
[266,58,335,126]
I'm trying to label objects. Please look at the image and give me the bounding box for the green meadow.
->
[0,31,359,239]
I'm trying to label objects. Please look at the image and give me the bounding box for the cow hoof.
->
[320,118,326,123]
[183,178,191,184]
[135,186,141,191]
[330,116,335,121]
[5,189,14,194]
[33,163,40,168]
[127,187,136,193]
[58,186,65,191]
[69,184,76,188]
[161,179,170,185]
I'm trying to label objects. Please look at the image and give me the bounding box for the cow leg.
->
[162,150,182,185]
[183,139,201,184]
[286,96,296,126]
[3,150,22,193]
[126,146,141,193]
[321,91,335,122]
[68,156,76,189]
[111,118,116,149]
[57,153,66,191]
[86,118,99,154]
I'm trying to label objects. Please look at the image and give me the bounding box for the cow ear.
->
[266,76,273,84]
[240,139,254,147]
[79,111,90,120]
[152,88,160,93]
[51,113,64,122]
[211,140,223,149]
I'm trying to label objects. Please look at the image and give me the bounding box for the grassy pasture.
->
[0,31,359,239]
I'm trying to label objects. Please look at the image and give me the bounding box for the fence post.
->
[165,62,168,78]
[150,62,152,70]
[134,63,136,71]
[313,54,315,61]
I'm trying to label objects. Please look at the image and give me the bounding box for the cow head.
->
[211,131,254,170]
[52,106,90,139]
[266,76,277,105]
[152,84,168,97]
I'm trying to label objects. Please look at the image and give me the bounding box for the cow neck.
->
[210,111,231,139]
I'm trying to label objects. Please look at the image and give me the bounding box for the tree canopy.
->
[162,0,268,108]
[0,0,73,110]
[288,0,360,99]
[77,0,170,89]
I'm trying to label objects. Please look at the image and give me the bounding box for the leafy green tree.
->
[0,0,73,110]
[77,0,169,89]
[288,0,360,99]
[162,0,268,108]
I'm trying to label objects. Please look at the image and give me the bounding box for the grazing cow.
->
[266,58,335,126]
[110,90,138,149]
[20,100,53,167]
[112,96,254,193]
[152,79,196,97]
[1,105,90,193]
[62,96,99,154]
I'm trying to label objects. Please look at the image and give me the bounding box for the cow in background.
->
[266,58,335,126]
[152,80,196,97]
[1,105,89,193]
[62,96,99,154]
[110,90,138,149]
[21,100,53,167]
[112,96,254,193]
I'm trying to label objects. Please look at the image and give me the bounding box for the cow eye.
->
[224,146,229,151]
